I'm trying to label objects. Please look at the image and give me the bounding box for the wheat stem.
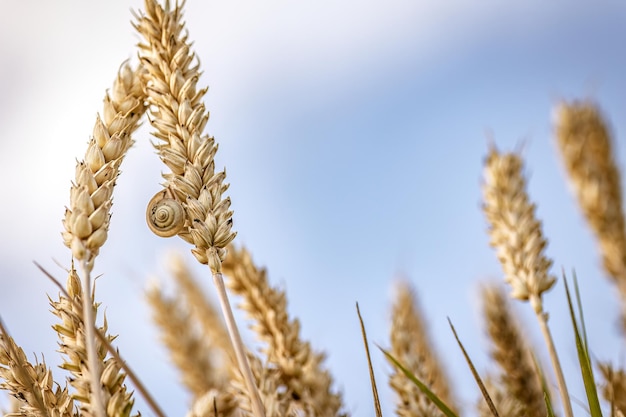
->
[212,270,265,417]
[532,294,573,417]
[78,257,105,417]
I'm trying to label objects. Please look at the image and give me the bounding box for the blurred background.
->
[1,0,626,415]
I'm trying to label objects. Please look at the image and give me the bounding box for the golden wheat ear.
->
[59,61,147,417]
[145,273,235,415]
[480,284,546,417]
[0,319,76,417]
[482,146,573,417]
[553,102,626,304]
[387,280,457,417]
[51,265,137,417]
[221,245,347,417]
[132,2,264,414]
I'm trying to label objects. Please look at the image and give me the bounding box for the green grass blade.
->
[563,276,602,417]
[380,347,459,417]
[447,318,499,417]
[572,270,589,351]
[532,349,555,415]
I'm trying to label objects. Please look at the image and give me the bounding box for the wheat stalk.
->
[482,146,572,417]
[132,1,263,415]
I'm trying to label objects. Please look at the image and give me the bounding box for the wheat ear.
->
[51,266,136,417]
[221,245,347,417]
[60,62,146,417]
[388,280,457,417]
[482,146,572,417]
[599,363,626,416]
[481,284,546,417]
[133,1,262,415]
[553,102,626,298]
[146,281,226,398]
[0,319,77,417]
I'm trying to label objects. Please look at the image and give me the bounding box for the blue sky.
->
[1,1,626,416]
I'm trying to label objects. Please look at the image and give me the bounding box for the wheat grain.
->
[480,284,545,417]
[388,280,456,417]
[222,245,347,417]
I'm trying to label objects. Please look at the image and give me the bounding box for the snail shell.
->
[146,189,186,237]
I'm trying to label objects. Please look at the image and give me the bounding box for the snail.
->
[146,188,186,237]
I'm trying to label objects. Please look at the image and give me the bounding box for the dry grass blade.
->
[388,281,456,417]
[481,284,546,417]
[356,303,383,417]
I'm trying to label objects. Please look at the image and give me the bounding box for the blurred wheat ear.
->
[479,284,546,417]
[554,101,626,318]
[482,146,573,417]
[387,280,457,417]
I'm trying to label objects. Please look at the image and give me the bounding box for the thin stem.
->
[211,270,266,417]
[79,258,106,417]
[532,295,573,417]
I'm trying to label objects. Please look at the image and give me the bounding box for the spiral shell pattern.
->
[146,189,186,237]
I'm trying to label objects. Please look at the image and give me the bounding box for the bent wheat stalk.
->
[134,1,262,416]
